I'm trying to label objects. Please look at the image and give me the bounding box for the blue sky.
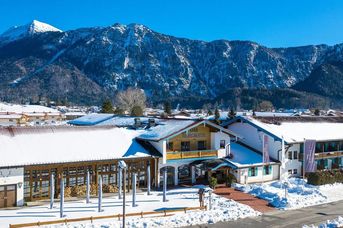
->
[1,0,343,47]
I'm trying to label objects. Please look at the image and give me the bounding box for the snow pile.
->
[235,178,343,210]
[45,193,259,228]
[303,216,343,228]
[2,187,259,228]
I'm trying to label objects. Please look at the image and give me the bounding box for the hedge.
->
[307,169,343,185]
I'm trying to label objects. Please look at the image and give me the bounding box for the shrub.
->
[209,177,218,189]
[308,169,343,185]
[226,173,237,187]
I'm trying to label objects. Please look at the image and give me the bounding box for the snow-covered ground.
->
[0,186,259,228]
[235,178,343,210]
[303,216,343,228]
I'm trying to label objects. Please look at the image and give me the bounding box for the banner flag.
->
[263,134,270,164]
[304,139,316,173]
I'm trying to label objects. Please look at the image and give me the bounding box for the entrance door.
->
[0,185,16,208]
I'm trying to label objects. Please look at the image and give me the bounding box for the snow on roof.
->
[0,126,154,167]
[232,116,343,143]
[225,142,277,168]
[137,119,198,141]
[266,122,343,143]
[0,114,22,119]
[98,116,151,127]
[207,111,296,121]
[68,113,114,125]
[0,102,60,114]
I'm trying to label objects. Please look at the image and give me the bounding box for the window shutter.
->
[324,159,328,168]
[263,166,266,175]
[255,167,258,176]
[248,168,252,177]
[269,165,272,174]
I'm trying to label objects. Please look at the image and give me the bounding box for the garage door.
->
[0,185,16,208]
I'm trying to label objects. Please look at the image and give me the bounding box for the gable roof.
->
[0,126,157,167]
[223,116,343,143]
[137,119,239,141]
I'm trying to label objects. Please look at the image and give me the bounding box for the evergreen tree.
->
[208,109,213,116]
[164,101,172,115]
[314,109,320,116]
[252,110,256,117]
[101,100,113,113]
[228,108,236,119]
[131,105,143,116]
[214,108,220,124]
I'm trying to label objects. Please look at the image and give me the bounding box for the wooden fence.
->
[9,206,206,228]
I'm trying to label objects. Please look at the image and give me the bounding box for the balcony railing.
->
[166,149,218,160]
[299,151,343,160]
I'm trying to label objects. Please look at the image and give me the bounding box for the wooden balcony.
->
[314,151,343,159]
[300,151,343,160]
[166,149,218,160]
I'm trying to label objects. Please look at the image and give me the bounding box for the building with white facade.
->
[222,116,343,180]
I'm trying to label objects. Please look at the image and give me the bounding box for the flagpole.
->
[262,134,265,184]
[303,139,306,180]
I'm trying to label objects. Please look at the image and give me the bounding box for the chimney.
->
[148,118,156,128]
[134,117,141,128]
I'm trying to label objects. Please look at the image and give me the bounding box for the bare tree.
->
[115,87,146,113]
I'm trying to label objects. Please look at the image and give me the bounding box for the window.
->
[293,169,298,174]
[293,151,298,160]
[168,142,173,150]
[220,140,226,149]
[288,151,293,160]
[190,127,198,132]
[248,167,258,177]
[288,169,292,175]
[197,141,206,150]
[181,141,190,151]
[264,165,272,175]
[9,119,13,122]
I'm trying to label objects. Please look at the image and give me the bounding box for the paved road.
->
[191,200,343,228]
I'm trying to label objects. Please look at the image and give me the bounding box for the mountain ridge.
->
[0,21,342,108]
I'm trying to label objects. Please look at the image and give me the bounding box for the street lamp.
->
[118,160,127,228]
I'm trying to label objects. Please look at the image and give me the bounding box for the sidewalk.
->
[214,185,275,213]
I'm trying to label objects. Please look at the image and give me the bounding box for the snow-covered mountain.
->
[0,20,61,44]
[0,21,342,106]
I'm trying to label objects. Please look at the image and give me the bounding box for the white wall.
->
[283,143,302,178]
[228,121,282,161]
[235,164,279,184]
[0,167,24,206]
[150,140,167,164]
[210,131,231,158]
